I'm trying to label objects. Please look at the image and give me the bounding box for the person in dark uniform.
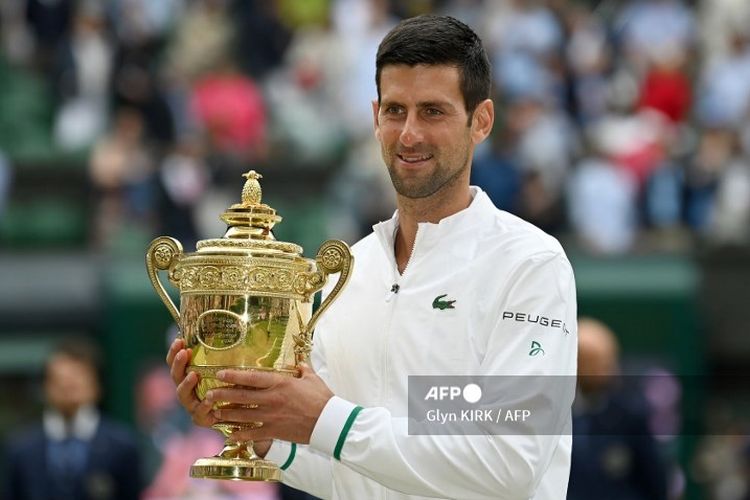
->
[568,318,667,500]
[3,339,142,500]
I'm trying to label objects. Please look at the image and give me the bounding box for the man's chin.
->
[393,182,440,199]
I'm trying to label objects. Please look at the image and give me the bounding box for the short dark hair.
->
[375,15,491,122]
[45,337,103,383]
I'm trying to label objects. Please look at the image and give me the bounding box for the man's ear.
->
[372,100,381,141]
[471,99,494,145]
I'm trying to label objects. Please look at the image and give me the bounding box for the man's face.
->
[45,354,99,418]
[373,64,490,200]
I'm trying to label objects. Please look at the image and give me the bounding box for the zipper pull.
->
[386,283,400,302]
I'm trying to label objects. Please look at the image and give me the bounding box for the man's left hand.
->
[207,363,333,444]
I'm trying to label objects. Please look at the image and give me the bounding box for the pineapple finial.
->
[241,170,263,206]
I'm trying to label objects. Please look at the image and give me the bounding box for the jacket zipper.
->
[381,226,422,408]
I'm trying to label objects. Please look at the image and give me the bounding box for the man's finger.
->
[176,370,200,408]
[170,348,191,386]
[192,398,217,426]
[213,406,274,424]
[206,386,273,407]
[166,338,184,366]
[217,368,281,389]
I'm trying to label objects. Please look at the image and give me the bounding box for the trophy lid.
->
[195,170,303,257]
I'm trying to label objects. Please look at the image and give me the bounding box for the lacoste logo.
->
[529,341,545,356]
[432,294,456,310]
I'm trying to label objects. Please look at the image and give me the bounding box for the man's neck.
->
[394,185,472,273]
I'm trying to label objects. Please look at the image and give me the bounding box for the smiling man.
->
[168,15,577,500]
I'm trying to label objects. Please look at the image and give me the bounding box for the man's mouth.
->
[397,153,433,164]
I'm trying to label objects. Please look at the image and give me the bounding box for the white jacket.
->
[267,187,578,499]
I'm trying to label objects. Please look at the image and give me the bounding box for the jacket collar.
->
[373,186,496,262]
[43,405,100,442]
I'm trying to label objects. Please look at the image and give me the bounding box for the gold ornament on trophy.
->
[146,171,353,481]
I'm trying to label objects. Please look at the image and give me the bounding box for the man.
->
[569,318,667,500]
[168,15,577,499]
[4,339,142,500]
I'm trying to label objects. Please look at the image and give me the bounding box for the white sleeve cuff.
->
[265,440,294,468]
[309,396,361,459]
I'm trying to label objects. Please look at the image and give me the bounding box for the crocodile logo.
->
[432,294,456,310]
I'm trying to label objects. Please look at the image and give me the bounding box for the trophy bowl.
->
[146,171,353,481]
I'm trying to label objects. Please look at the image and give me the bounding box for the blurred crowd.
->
[0,0,750,254]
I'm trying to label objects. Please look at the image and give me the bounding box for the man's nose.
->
[399,113,424,147]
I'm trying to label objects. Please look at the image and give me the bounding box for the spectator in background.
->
[684,127,735,233]
[616,0,695,73]
[3,338,142,500]
[166,0,234,83]
[485,0,564,103]
[469,128,522,215]
[502,92,578,233]
[112,45,176,149]
[190,57,268,173]
[331,0,396,139]
[637,45,692,125]
[53,3,114,151]
[564,4,611,126]
[89,106,156,249]
[709,148,750,244]
[263,11,350,168]
[695,27,750,129]
[569,318,667,500]
[25,0,75,74]
[567,142,638,255]
[519,94,579,229]
[108,0,183,52]
[0,1,33,65]
[231,1,291,79]
[698,0,750,61]
[156,134,210,248]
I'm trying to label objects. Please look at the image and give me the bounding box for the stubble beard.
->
[384,143,472,200]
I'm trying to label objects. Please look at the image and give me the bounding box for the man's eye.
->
[426,108,443,116]
[385,106,403,115]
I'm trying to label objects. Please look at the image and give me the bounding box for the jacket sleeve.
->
[306,252,577,499]
[265,440,333,499]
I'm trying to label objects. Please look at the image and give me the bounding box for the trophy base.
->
[190,456,281,481]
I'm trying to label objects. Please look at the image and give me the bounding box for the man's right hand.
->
[166,338,216,427]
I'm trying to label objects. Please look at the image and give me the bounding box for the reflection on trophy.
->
[145,171,353,481]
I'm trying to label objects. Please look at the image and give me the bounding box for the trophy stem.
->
[216,440,257,460]
[189,432,281,481]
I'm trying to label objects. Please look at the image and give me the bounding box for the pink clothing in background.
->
[191,74,267,156]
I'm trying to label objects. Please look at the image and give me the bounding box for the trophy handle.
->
[295,240,353,362]
[146,236,183,324]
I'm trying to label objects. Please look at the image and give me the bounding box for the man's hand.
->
[166,338,216,427]
[206,363,333,444]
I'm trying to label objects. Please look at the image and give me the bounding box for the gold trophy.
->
[145,171,353,481]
